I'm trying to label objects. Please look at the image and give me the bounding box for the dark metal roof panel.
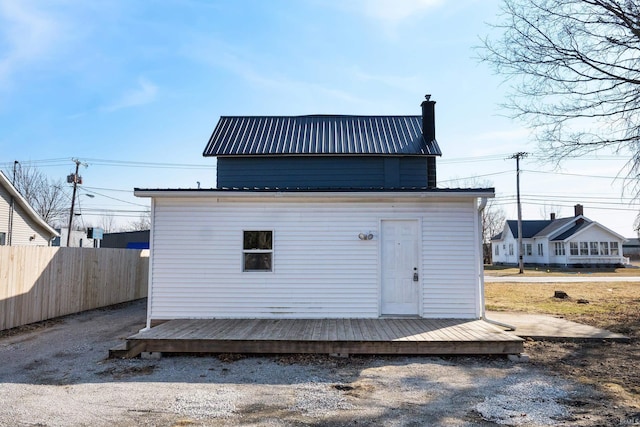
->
[203,115,442,156]
[506,220,553,239]
[535,217,578,237]
[551,222,591,241]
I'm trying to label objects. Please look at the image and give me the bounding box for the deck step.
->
[109,340,147,359]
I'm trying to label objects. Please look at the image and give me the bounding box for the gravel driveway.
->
[0,300,624,426]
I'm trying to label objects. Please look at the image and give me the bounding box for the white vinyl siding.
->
[0,186,53,246]
[148,198,480,320]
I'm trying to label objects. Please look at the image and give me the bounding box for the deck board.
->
[122,318,524,357]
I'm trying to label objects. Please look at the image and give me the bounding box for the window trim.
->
[242,230,274,273]
[610,241,619,256]
[570,242,578,256]
[580,242,589,256]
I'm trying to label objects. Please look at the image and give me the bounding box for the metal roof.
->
[551,222,592,241]
[203,115,441,157]
[497,217,590,240]
[506,220,554,239]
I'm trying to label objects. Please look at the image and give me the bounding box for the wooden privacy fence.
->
[0,247,149,331]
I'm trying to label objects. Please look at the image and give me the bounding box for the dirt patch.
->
[486,281,640,414]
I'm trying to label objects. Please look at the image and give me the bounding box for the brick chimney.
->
[550,213,556,220]
[421,95,437,188]
[574,204,584,217]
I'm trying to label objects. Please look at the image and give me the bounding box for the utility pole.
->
[8,161,18,246]
[510,152,528,274]
[66,158,87,247]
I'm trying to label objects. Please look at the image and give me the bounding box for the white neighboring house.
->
[52,229,96,248]
[0,171,59,246]
[491,204,628,266]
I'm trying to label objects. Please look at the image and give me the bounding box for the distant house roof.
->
[550,221,592,241]
[0,171,59,238]
[492,214,625,243]
[203,115,442,157]
[506,219,555,239]
[533,217,576,237]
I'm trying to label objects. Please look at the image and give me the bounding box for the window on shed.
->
[570,242,578,255]
[537,243,544,256]
[599,242,609,256]
[610,242,619,256]
[0,232,5,246]
[580,242,589,256]
[554,242,565,256]
[243,231,273,272]
[589,242,599,255]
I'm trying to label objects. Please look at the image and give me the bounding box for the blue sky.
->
[0,0,636,236]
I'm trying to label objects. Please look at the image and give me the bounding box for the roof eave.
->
[134,188,495,200]
[0,172,59,238]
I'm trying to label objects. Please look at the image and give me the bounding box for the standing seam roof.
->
[203,115,441,156]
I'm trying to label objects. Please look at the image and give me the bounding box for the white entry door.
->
[381,220,420,316]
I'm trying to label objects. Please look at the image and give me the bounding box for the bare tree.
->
[126,210,151,231]
[449,177,506,244]
[6,163,68,226]
[480,1,640,199]
[538,204,564,220]
[98,213,117,233]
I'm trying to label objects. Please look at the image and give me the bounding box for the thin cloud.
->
[0,1,59,86]
[181,39,364,107]
[102,77,158,112]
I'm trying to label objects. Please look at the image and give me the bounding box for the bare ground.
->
[1,299,639,426]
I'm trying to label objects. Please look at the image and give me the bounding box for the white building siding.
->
[421,206,478,317]
[148,198,480,320]
[0,186,53,246]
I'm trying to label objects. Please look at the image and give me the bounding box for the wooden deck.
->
[111,318,524,358]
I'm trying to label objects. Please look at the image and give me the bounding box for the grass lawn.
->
[484,263,640,277]
[485,281,640,336]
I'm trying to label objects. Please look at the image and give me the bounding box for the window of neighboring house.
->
[599,242,609,256]
[509,243,514,256]
[570,242,579,256]
[610,242,620,256]
[554,242,565,256]
[537,243,544,256]
[0,232,5,246]
[525,243,532,256]
[243,231,273,272]
[495,245,499,256]
[590,242,599,255]
[580,242,589,256]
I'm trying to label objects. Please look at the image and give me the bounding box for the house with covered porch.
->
[491,204,628,267]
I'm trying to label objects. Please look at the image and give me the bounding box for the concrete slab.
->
[486,311,630,342]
